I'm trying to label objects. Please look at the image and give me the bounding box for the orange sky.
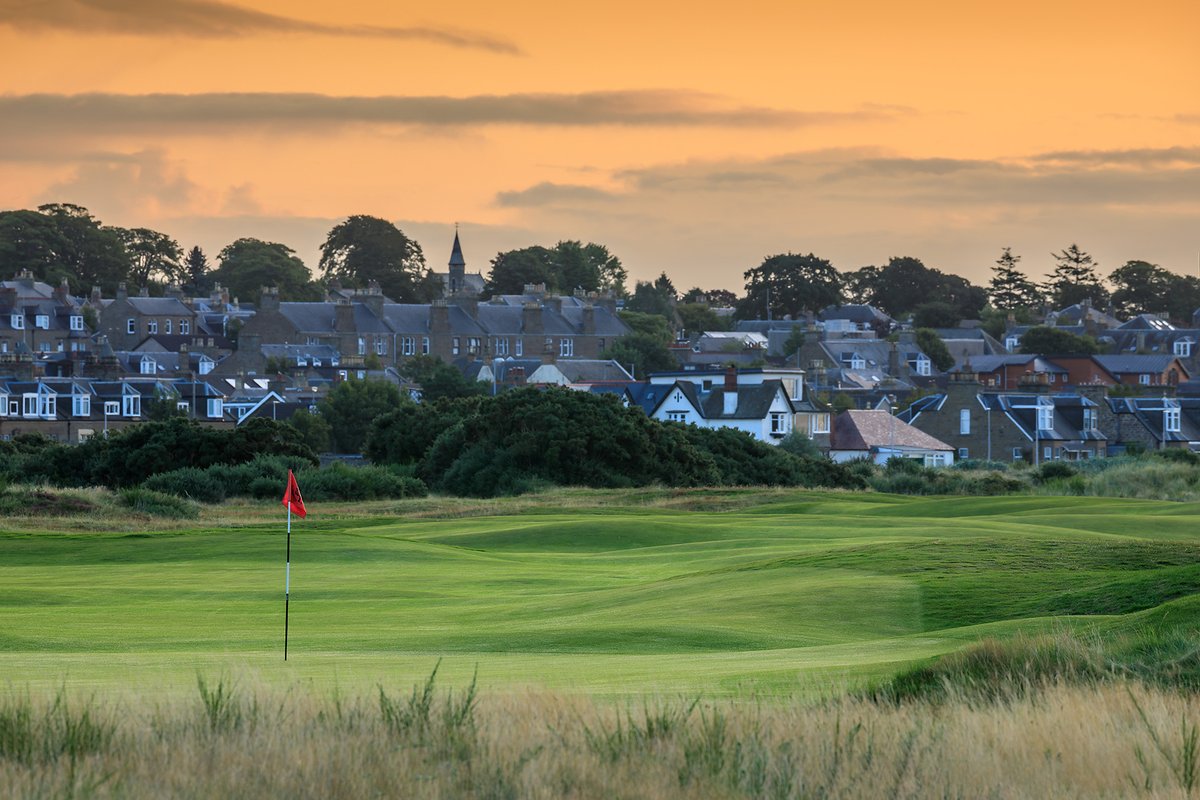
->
[1,0,1198,291]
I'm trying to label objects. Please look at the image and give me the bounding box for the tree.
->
[864,257,987,320]
[318,379,404,454]
[483,241,626,297]
[118,227,184,288]
[286,409,332,454]
[781,328,806,361]
[676,303,725,334]
[1047,244,1108,309]
[0,210,70,283]
[183,246,213,295]
[1162,275,1200,324]
[212,238,321,304]
[914,328,955,372]
[36,204,130,292]
[398,355,489,402]
[843,265,881,305]
[318,215,436,303]
[988,248,1041,310]
[1109,260,1173,319]
[737,253,842,320]
[912,301,962,329]
[1019,326,1099,356]
[624,277,677,319]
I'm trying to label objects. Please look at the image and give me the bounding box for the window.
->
[1012,447,1023,461]
[666,411,687,423]
[494,338,508,356]
[452,337,461,355]
[468,337,481,355]
[176,401,190,413]
[1043,446,1053,461]
[357,370,366,380]
[958,448,969,460]
[122,394,140,417]
[35,314,49,329]
[139,358,156,375]
[38,394,55,419]
[165,319,172,335]
[916,355,931,377]
[357,337,366,356]
[1176,339,1193,358]
[199,360,214,375]
[180,319,190,335]
[770,411,788,435]
[11,314,24,330]
[312,358,322,367]
[126,318,135,334]
[1083,408,1098,430]
[73,394,90,417]
[598,338,605,352]
[22,394,37,417]
[104,401,120,416]
[1036,402,1053,431]
[559,338,574,357]
[812,413,830,434]
[0,396,7,416]
[147,320,157,335]
[849,356,865,370]
[959,408,971,435]
[1139,374,1151,385]
[421,337,430,355]
[375,339,386,356]
[1165,405,1181,433]
[1005,336,1019,351]
[515,339,523,357]
[401,337,416,356]
[207,398,224,418]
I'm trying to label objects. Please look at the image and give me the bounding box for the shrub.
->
[142,468,227,503]
[0,487,98,517]
[298,463,427,502]
[118,488,198,518]
[1036,461,1077,482]
[1155,447,1200,466]
[953,459,1011,472]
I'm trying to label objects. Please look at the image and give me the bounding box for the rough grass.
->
[2,675,1200,798]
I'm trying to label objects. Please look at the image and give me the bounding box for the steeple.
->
[448,226,466,294]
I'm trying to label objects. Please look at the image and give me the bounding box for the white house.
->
[648,376,795,443]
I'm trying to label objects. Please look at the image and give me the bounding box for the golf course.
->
[5,488,1199,697]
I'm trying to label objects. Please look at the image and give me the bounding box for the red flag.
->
[281,470,307,518]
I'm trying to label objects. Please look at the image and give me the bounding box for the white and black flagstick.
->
[284,502,291,661]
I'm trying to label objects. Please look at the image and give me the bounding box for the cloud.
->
[495,182,618,208]
[0,92,902,139]
[38,148,199,219]
[1030,147,1200,167]
[0,0,522,54]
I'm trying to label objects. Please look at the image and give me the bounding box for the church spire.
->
[449,225,466,268]
[448,226,466,294]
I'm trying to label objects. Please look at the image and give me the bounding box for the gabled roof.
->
[818,304,894,324]
[977,393,1105,442]
[1118,314,1176,331]
[124,297,194,316]
[1094,354,1189,376]
[831,410,954,452]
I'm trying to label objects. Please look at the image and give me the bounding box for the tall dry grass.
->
[3,673,1200,799]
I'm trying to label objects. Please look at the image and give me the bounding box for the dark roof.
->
[978,393,1105,442]
[1117,314,1176,331]
[1094,354,1188,376]
[819,304,894,324]
[448,231,466,267]
[961,355,1068,374]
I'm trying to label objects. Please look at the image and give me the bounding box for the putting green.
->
[2,491,1198,697]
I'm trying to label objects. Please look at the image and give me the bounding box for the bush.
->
[117,488,199,518]
[142,468,227,503]
[298,463,427,502]
[776,431,823,459]
[0,487,98,517]
[953,459,1011,472]
[1155,447,1200,465]
[1036,461,1077,482]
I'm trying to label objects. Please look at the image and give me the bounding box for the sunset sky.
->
[1,0,1198,293]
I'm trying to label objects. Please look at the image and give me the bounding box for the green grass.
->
[1,490,1199,697]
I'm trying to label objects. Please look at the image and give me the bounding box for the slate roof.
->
[1094,354,1188,377]
[1118,314,1176,331]
[552,359,634,383]
[977,393,1105,442]
[125,297,194,315]
[818,304,895,325]
[959,355,1069,375]
[831,410,954,452]
[1107,397,1200,445]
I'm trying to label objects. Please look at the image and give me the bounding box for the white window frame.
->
[147,319,157,335]
[72,394,90,417]
[22,394,37,417]
[34,314,49,330]
[958,447,969,460]
[0,395,8,416]
[916,355,931,377]
[421,337,430,355]
[126,318,135,334]
[515,339,523,357]
[165,319,172,335]
[452,337,460,356]
[180,319,190,335]
[495,338,509,356]
[207,398,224,419]
[198,359,214,375]
[812,413,830,434]
[401,337,416,356]
[122,394,140,417]
[1175,339,1193,358]
[1165,406,1182,433]
[850,356,865,370]
[1036,402,1053,431]
[11,314,24,330]
[1083,408,1098,431]
[666,411,687,423]
[769,411,788,434]
[559,338,574,357]
[959,408,971,435]
[7,398,17,416]
[468,337,481,355]
[139,357,156,375]
[1005,336,1019,351]
[1139,374,1151,385]
[70,315,84,331]
[104,401,120,416]
[375,339,386,356]
[357,337,366,356]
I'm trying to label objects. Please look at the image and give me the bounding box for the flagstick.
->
[284,503,291,661]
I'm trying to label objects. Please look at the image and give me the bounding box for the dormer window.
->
[1005,336,1019,351]
[1036,400,1054,431]
[139,357,156,375]
[70,315,84,331]
[916,355,931,377]
[11,314,23,330]
[850,355,865,370]
[1083,408,1098,431]
[1175,339,1193,358]
[35,314,49,329]
[1165,403,1181,433]
[198,359,214,375]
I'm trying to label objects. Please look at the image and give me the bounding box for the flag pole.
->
[284,503,291,661]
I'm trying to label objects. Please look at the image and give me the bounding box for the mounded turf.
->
[2,491,1199,697]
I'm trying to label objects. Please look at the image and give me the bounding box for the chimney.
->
[522,302,543,334]
[450,294,478,318]
[240,332,261,357]
[334,300,355,332]
[139,286,150,298]
[16,270,35,290]
[90,285,102,304]
[259,286,280,313]
[1136,332,1147,353]
[364,281,384,319]
[54,278,70,304]
[544,295,563,315]
[724,366,738,390]
[430,299,451,335]
[116,283,128,302]
[165,285,184,301]
[581,304,596,335]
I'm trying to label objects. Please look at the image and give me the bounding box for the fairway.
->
[4,491,1200,697]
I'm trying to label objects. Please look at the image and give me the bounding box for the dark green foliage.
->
[286,409,332,454]
[625,274,678,319]
[736,252,842,320]
[1036,461,1078,482]
[1154,448,1200,466]
[911,301,961,329]
[1019,325,1100,356]
[143,468,227,503]
[0,487,97,517]
[117,487,198,518]
[850,256,987,320]
[398,356,489,402]
[610,311,678,378]
[212,238,322,304]
[913,328,955,372]
[484,241,626,296]
[1048,244,1108,309]
[678,426,864,489]
[299,462,427,502]
[0,691,115,765]
[318,215,438,303]
[871,461,1028,495]
[318,379,405,454]
[776,430,823,459]
[366,398,478,465]
[987,247,1042,311]
[676,303,725,334]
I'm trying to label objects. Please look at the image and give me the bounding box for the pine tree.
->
[988,248,1041,310]
[1047,244,1108,309]
[184,245,212,294]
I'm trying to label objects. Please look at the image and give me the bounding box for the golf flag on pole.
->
[281,470,306,660]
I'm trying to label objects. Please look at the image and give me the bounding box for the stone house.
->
[96,284,199,352]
